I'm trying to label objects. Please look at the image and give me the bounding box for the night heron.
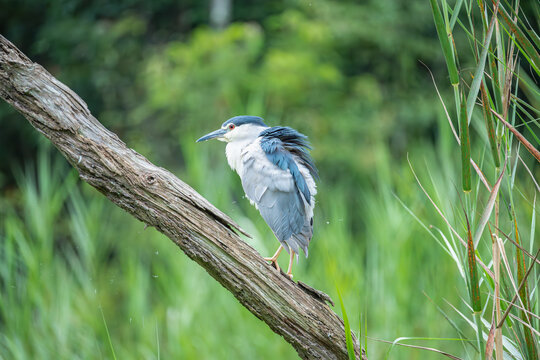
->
[196,116,317,278]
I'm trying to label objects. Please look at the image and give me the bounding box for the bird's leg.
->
[264,245,284,262]
[286,250,295,279]
[264,245,283,271]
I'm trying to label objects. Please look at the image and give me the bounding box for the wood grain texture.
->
[0,35,365,360]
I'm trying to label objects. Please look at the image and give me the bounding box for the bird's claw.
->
[264,245,285,273]
[263,251,293,279]
[264,258,280,272]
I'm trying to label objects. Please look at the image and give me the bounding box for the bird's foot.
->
[264,257,281,272]
[264,245,284,272]
[286,271,293,279]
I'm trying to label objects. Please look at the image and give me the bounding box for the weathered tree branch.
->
[0,35,365,360]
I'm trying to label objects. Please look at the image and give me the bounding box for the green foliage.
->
[459,91,471,192]
[0,141,470,359]
[429,0,459,86]
[423,0,539,359]
[337,288,357,360]
[0,0,444,193]
[0,147,297,358]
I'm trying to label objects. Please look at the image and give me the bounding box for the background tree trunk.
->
[210,0,232,29]
[0,35,366,360]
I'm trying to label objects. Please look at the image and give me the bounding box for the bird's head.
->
[196,116,268,143]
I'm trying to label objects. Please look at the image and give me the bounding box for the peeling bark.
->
[0,35,365,360]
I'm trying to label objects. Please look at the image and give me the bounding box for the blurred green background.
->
[0,0,538,359]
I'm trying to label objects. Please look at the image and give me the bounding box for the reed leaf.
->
[459,91,472,192]
[466,217,481,313]
[378,337,462,360]
[337,288,357,360]
[495,2,540,75]
[472,156,506,247]
[491,109,540,162]
[514,218,538,359]
[430,0,459,86]
[465,213,485,359]
[497,249,540,327]
[480,82,500,167]
[449,0,464,30]
[100,306,118,360]
[466,0,498,125]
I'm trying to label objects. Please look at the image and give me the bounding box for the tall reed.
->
[426,0,539,358]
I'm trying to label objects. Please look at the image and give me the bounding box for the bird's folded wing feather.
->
[241,142,306,243]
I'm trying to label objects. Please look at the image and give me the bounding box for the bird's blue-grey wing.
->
[240,140,313,257]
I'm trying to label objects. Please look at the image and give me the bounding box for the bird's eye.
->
[228,124,235,130]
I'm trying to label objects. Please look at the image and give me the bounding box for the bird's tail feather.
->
[283,217,313,259]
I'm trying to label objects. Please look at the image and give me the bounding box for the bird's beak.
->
[196,128,227,142]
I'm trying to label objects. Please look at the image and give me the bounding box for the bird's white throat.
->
[224,124,268,174]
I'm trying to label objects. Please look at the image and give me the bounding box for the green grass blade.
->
[100,306,117,360]
[472,157,506,247]
[156,320,160,360]
[514,219,538,359]
[449,0,464,30]
[516,112,540,146]
[430,0,460,86]
[380,336,464,360]
[480,81,500,167]
[465,213,484,359]
[493,111,540,162]
[337,288,357,360]
[465,1,498,125]
[466,218,481,313]
[497,4,540,75]
[459,91,472,192]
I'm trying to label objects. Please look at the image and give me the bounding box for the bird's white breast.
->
[225,139,252,175]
